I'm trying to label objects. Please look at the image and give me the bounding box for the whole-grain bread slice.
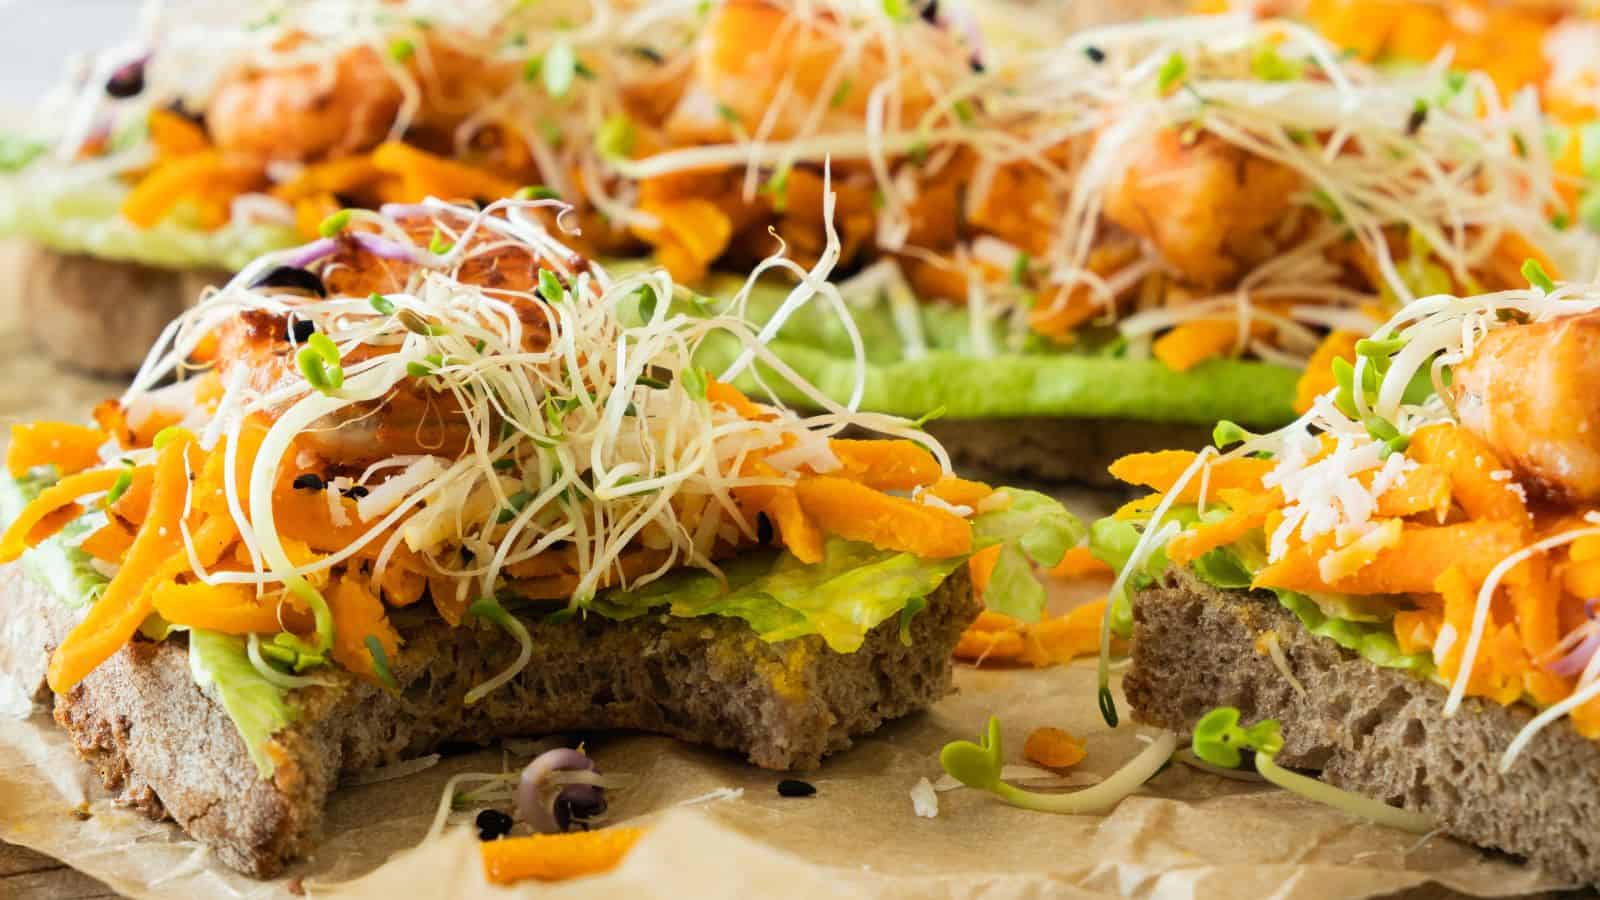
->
[928,419,1212,487]
[39,565,978,878]
[1125,567,1600,885]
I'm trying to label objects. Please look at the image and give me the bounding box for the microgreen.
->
[364,635,399,690]
[1157,53,1187,92]
[368,292,396,315]
[829,78,853,109]
[941,716,1176,813]
[516,185,561,201]
[1191,708,1433,832]
[317,210,352,237]
[296,333,344,395]
[596,114,636,159]
[539,269,566,304]
[680,366,709,401]
[1211,420,1255,449]
[428,229,454,255]
[1522,258,1555,292]
[105,463,135,506]
[388,38,415,62]
[543,40,577,97]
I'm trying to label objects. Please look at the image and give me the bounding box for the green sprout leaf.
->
[829,78,853,109]
[368,292,396,315]
[539,268,566,304]
[1522,258,1555,292]
[939,715,1006,792]
[318,209,353,238]
[388,38,415,62]
[1157,53,1187,92]
[516,185,562,201]
[365,635,399,690]
[1212,420,1255,449]
[680,365,709,401]
[1191,707,1284,768]
[428,228,454,255]
[596,114,636,159]
[543,40,577,98]
[105,463,135,507]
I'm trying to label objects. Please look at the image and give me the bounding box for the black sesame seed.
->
[292,473,325,491]
[475,809,513,840]
[287,319,316,344]
[777,778,816,798]
[920,0,939,23]
[105,60,145,98]
[1085,46,1106,64]
[342,484,370,499]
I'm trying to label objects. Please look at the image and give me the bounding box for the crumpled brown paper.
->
[0,484,1570,900]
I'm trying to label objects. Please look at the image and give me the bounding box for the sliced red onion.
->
[1547,625,1600,677]
[554,784,607,832]
[515,748,595,834]
[283,238,340,269]
[352,231,424,263]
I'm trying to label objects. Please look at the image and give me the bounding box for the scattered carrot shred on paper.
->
[479,827,645,885]
[954,598,1113,667]
[1048,546,1112,578]
[1024,726,1087,769]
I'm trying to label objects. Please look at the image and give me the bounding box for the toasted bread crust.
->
[1,243,224,378]
[35,565,978,877]
[1126,567,1600,885]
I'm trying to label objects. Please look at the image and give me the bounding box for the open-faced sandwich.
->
[1094,261,1600,881]
[6,4,1594,476]
[0,192,1080,877]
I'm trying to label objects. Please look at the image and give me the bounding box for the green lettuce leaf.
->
[688,276,1301,425]
[0,471,107,608]
[589,488,1081,644]
[187,630,298,777]
[0,175,297,270]
[590,540,967,653]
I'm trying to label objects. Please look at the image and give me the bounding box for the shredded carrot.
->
[1506,554,1561,660]
[794,476,971,559]
[0,468,123,562]
[6,422,108,479]
[79,520,135,563]
[327,574,401,684]
[1152,318,1265,372]
[479,827,645,885]
[1023,726,1087,769]
[763,485,825,565]
[152,582,311,635]
[121,151,263,229]
[1167,489,1282,565]
[1408,423,1527,523]
[955,599,1110,667]
[370,141,522,204]
[1294,331,1359,414]
[148,108,210,159]
[968,544,1002,594]
[1372,463,1451,520]
[826,439,940,490]
[1108,451,1274,500]
[927,476,993,508]
[1049,545,1112,578]
[47,434,194,693]
[1253,520,1525,596]
[705,379,766,420]
[271,155,384,202]
[631,196,733,284]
